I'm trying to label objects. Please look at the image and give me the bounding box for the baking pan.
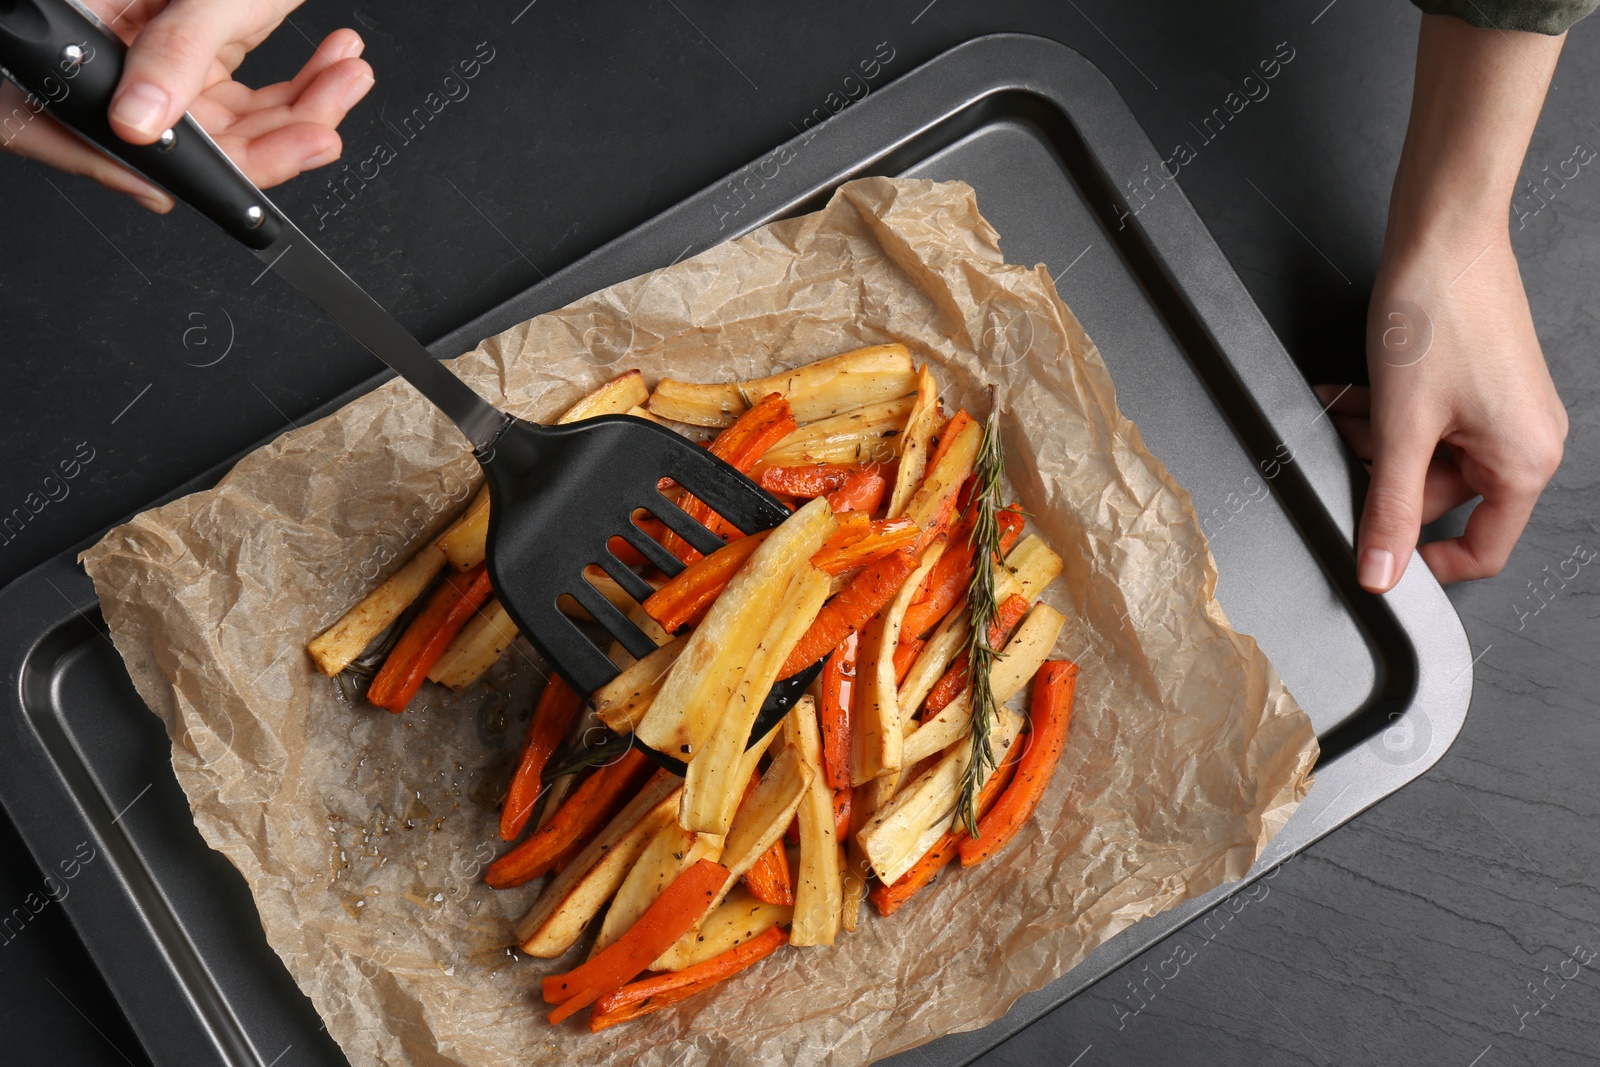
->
[0,33,1471,1067]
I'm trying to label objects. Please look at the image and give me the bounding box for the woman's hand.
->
[1320,232,1566,591]
[0,0,373,212]
[1320,14,1568,593]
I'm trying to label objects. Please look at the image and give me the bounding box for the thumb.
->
[107,1,249,143]
[1356,419,1436,593]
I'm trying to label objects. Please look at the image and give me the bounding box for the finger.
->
[1356,418,1438,594]
[1418,487,1540,583]
[220,58,374,141]
[213,123,344,188]
[1330,413,1372,460]
[205,30,365,114]
[109,0,262,142]
[0,86,174,211]
[1420,461,1476,524]
[1313,384,1371,417]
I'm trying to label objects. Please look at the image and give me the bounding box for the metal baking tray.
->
[0,33,1471,1067]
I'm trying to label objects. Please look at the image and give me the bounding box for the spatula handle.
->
[0,0,283,248]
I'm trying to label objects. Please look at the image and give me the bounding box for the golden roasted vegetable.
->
[516,776,680,957]
[650,886,792,972]
[901,604,1067,767]
[427,598,519,689]
[851,539,946,785]
[594,636,688,734]
[634,498,834,759]
[885,365,941,519]
[680,566,830,834]
[307,543,447,676]
[648,344,916,427]
[556,369,650,424]
[785,696,842,946]
[856,709,1023,885]
[756,395,917,467]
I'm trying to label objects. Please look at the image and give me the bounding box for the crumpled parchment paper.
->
[82,176,1317,1067]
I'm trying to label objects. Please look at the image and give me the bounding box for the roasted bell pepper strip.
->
[543,858,730,1023]
[366,562,493,712]
[922,593,1031,718]
[959,661,1078,867]
[587,923,789,1031]
[779,550,919,677]
[757,463,858,497]
[642,530,772,632]
[661,394,797,563]
[817,631,857,790]
[868,740,1020,917]
[498,675,584,841]
[485,748,653,888]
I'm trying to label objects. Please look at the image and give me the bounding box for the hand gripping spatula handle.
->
[0,0,813,774]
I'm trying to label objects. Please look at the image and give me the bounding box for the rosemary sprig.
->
[954,401,1006,836]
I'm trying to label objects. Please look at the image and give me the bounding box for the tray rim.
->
[0,31,1471,1067]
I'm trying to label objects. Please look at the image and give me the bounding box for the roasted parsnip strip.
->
[885,365,941,519]
[308,544,446,676]
[427,598,520,689]
[591,821,725,957]
[635,498,835,758]
[901,604,1067,767]
[680,566,831,834]
[556,369,650,424]
[902,413,982,539]
[851,539,946,785]
[650,887,792,973]
[756,395,917,467]
[898,534,1064,717]
[857,709,1024,885]
[592,635,688,734]
[648,344,916,427]
[651,746,811,970]
[437,492,491,571]
[516,776,681,957]
[785,696,842,947]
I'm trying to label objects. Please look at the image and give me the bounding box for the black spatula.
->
[0,0,819,771]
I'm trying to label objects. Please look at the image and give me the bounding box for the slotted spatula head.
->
[479,413,792,698]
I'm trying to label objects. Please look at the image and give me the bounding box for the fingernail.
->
[109,82,170,139]
[339,71,374,109]
[300,146,341,169]
[330,34,365,60]
[1358,547,1396,592]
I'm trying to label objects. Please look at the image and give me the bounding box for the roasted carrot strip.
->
[959,661,1078,867]
[810,518,919,575]
[744,840,794,906]
[892,637,923,685]
[757,464,858,498]
[826,464,888,514]
[661,394,797,563]
[587,924,789,1031]
[813,511,871,557]
[868,743,1020,917]
[922,593,1031,717]
[544,858,730,1023]
[833,786,852,843]
[818,631,857,790]
[485,749,654,888]
[499,675,584,841]
[642,530,772,632]
[780,550,919,677]
[897,506,1023,651]
[926,410,974,474]
[608,535,648,568]
[366,562,494,712]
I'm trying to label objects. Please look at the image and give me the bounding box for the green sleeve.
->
[1411,0,1598,33]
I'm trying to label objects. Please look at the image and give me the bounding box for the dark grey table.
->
[1,2,1596,1064]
